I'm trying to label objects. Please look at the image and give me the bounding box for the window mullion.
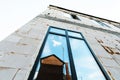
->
[65,30,78,80]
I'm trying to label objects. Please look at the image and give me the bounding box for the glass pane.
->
[50,28,65,35]
[41,34,71,79]
[68,31,82,38]
[69,38,106,80]
[95,20,110,28]
[34,62,40,79]
[102,22,111,28]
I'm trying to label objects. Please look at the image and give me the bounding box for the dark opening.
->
[71,14,80,20]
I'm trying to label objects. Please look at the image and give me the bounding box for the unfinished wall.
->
[39,8,120,80]
[0,6,120,80]
[0,16,49,80]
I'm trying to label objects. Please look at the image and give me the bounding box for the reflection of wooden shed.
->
[36,54,65,80]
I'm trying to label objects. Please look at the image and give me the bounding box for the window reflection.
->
[34,62,40,79]
[68,31,82,38]
[38,34,71,80]
[32,27,108,80]
[42,34,67,60]
[50,28,65,35]
[69,38,106,80]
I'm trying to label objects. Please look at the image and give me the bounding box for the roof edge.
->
[40,54,65,64]
[49,5,120,24]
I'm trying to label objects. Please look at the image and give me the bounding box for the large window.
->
[28,27,110,80]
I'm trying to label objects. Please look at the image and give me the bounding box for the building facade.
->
[0,5,120,80]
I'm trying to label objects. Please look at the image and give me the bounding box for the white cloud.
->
[70,38,80,50]
[52,39,61,47]
[42,43,51,56]
[58,36,64,40]
[75,57,97,69]
[88,71,105,80]
[50,35,55,40]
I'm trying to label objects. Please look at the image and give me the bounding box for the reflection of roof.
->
[41,54,65,66]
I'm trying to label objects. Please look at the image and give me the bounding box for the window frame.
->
[28,26,111,80]
[95,20,111,28]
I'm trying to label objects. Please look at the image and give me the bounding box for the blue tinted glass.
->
[102,23,111,28]
[95,20,110,28]
[68,31,82,38]
[41,34,71,76]
[34,62,40,79]
[50,28,65,35]
[69,38,106,80]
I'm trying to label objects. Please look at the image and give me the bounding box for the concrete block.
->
[0,41,38,55]
[28,29,41,39]
[13,69,29,80]
[0,67,17,80]
[0,51,4,58]
[112,54,120,65]
[106,67,120,80]
[85,37,112,58]
[0,53,33,69]
[18,37,40,46]
[113,54,120,60]
[4,35,21,43]
[99,57,120,68]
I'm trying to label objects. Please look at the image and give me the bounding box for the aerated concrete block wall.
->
[0,6,120,80]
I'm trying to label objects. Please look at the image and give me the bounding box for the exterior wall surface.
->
[0,5,120,80]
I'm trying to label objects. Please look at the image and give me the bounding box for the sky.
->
[0,0,120,41]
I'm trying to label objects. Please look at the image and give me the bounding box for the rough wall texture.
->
[0,6,120,80]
